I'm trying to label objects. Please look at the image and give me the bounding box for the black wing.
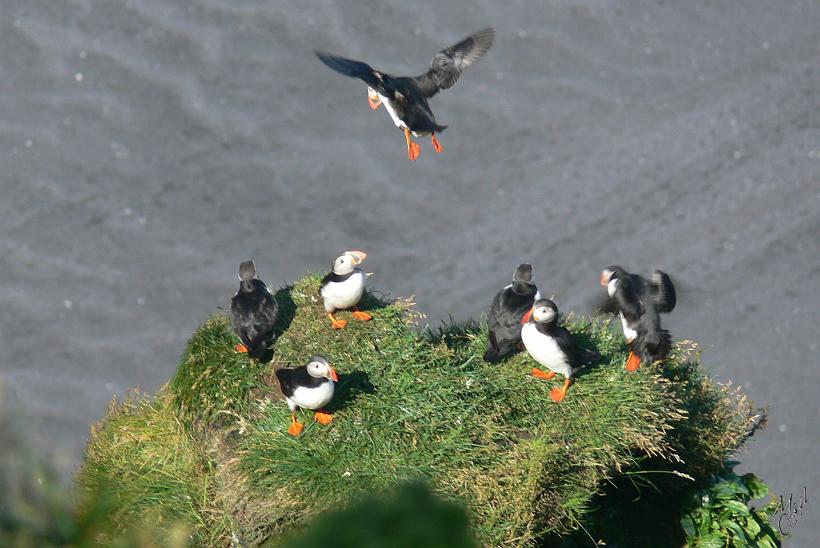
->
[315,51,394,96]
[552,325,600,368]
[649,270,677,313]
[319,271,334,293]
[412,27,495,98]
[275,367,298,398]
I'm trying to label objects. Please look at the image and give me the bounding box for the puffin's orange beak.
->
[348,250,367,265]
[599,271,609,286]
[328,367,339,382]
[521,307,534,325]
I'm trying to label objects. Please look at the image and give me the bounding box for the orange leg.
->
[314,409,334,425]
[404,128,421,160]
[532,368,556,380]
[235,343,248,353]
[431,134,443,153]
[328,313,348,330]
[626,351,641,372]
[351,306,372,322]
[550,378,572,403]
[288,414,304,436]
[368,95,382,110]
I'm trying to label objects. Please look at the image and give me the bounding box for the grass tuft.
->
[77,274,760,546]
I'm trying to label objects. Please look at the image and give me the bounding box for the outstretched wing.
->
[649,270,677,313]
[315,51,393,96]
[413,27,495,98]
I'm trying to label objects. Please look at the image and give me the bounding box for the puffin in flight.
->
[315,27,495,160]
[484,263,541,363]
[599,266,677,372]
[275,356,339,436]
[521,299,600,403]
[320,250,372,329]
[230,260,278,361]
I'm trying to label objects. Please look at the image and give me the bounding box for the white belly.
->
[321,270,365,312]
[379,93,406,129]
[619,312,638,342]
[288,381,334,411]
[521,323,572,377]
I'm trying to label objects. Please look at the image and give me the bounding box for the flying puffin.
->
[599,266,677,372]
[484,263,541,363]
[315,27,495,160]
[521,299,600,403]
[275,356,339,436]
[320,250,371,329]
[229,260,278,361]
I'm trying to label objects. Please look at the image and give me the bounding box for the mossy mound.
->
[77,275,758,546]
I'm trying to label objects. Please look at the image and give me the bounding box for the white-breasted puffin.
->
[521,299,600,403]
[315,27,495,161]
[599,266,677,372]
[275,356,340,437]
[320,250,371,330]
[484,263,541,363]
[229,260,278,361]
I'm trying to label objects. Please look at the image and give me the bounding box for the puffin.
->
[320,250,372,329]
[599,266,677,372]
[315,27,495,160]
[275,356,339,436]
[229,260,278,361]
[484,263,541,363]
[521,299,600,403]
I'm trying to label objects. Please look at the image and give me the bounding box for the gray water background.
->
[1,1,818,544]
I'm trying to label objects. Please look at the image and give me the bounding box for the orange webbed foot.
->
[532,368,556,380]
[368,95,382,110]
[235,343,248,353]
[288,415,304,437]
[550,387,567,403]
[626,351,641,372]
[550,379,572,403]
[314,410,334,425]
[407,141,421,161]
[404,128,421,160]
[352,310,372,321]
[431,134,443,153]
[328,313,348,330]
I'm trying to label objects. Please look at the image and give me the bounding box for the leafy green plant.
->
[680,460,782,547]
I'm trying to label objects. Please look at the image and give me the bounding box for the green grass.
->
[75,274,759,546]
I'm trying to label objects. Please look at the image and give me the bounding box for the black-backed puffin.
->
[599,266,676,372]
[315,27,495,161]
[484,263,541,363]
[521,299,600,403]
[229,260,278,361]
[320,250,371,329]
[275,356,339,437]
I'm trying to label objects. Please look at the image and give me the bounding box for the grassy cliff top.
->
[77,275,758,546]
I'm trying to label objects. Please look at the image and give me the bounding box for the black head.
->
[511,263,536,295]
[239,260,257,282]
[600,265,627,286]
[306,355,338,381]
[531,299,559,324]
[513,263,533,284]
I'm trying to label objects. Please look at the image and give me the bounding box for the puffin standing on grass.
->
[521,299,600,403]
[315,27,495,161]
[230,260,278,361]
[320,250,371,329]
[275,356,339,436]
[484,263,541,363]
[599,266,677,372]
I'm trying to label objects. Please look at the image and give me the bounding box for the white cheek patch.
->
[535,308,555,322]
[607,279,619,297]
